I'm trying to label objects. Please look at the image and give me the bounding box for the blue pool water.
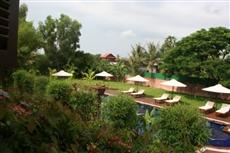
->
[137,103,230,147]
[208,122,230,147]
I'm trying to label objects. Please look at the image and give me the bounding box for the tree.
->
[18,4,42,68]
[144,42,160,73]
[39,14,82,69]
[110,61,128,81]
[154,105,210,153]
[160,36,177,55]
[161,27,230,81]
[128,44,146,75]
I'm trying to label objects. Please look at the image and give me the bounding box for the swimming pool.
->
[137,104,230,147]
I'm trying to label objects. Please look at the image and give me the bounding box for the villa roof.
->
[100,53,116,59]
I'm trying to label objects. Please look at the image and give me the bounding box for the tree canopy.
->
[161,27,230,81]
[39,14,82,69]
[18,4,42,68]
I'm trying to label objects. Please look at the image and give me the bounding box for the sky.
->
[20,0,230,57]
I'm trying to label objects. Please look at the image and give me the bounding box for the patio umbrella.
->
[127,75,149,90]
[95,71,113,78]
[202,84,230,94]
[161,79,187,97]
[52,70,73,77]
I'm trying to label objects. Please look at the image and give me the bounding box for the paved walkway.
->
[104,89,230,153]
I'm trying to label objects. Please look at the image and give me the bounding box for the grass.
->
[73,79,229,109]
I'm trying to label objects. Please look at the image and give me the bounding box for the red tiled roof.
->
[100,53,116,58]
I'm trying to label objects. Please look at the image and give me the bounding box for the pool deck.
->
[105,89,230,125]
[105,89,230,153]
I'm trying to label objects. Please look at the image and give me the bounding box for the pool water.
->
[208,122,230,147]
[137,104,230,147]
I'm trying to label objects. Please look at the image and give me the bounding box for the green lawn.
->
[73,79,229,109]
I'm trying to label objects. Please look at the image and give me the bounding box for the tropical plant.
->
[154,105,210,153]
[69,91,98,120]
[144,42,160,73]
[34,76,49,95]
[82,69,96,81]
[12,70,35,94]
[47,80,72,102]
[101,95,138,129]
[110,61,128,81]
[128,44,146,75]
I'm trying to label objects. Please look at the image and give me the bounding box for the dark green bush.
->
[12,70,35,94]
[47,80,72,102]
[101,95,138,129]
[154,105,210,153]
[69,91,98,120]
[34,76,49,95]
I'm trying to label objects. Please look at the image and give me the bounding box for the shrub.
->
[69,91,98,120]
[12,70,35,94]
[101,95,138,129]
[47,80,71,102]
[155,105,210,153]
[34,76,49,95]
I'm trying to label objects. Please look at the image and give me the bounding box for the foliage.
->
[33,54,50,75]
[18,4,42,69]
[95,60,128,81]
[161,27,230,81]
[47,80,72,102]
[64,62,77,77]
[34,76,49,95]
[154,105,210,153]
[39,14,81,69]
[144,42,160,73]
[128,44,146,75]
[160,35,177,56]
[69,91,98,120]
[128,42,160,74]
[110,61,128,81]
[101,95,138,129]
[82,69,96,80]
[12,70,35,94]
[0,101,87,153]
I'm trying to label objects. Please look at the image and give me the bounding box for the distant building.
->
[0,0,19,68]
[100,53,116,62]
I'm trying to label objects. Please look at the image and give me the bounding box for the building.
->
[0,0,19,68]
[100,53,116,62]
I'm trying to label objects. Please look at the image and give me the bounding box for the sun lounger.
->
[199,101,215,113]
[215,104,230,116]
[131,89,145,97]
[121,87,135,94]
[165,95,181,105]
[154,93,169,102]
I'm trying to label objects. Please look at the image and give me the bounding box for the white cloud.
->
[21,0,229,57]
[121,30,136,37]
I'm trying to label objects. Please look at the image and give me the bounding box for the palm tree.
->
[128,44,146,75]
[145,42,159,73]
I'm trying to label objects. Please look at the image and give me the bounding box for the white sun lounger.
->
[131,89,145,97]
[165,95,181,104]
[154,93,169,102]
[216,104,230,116]
[121,87,135,94]
[199,101,215,113]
